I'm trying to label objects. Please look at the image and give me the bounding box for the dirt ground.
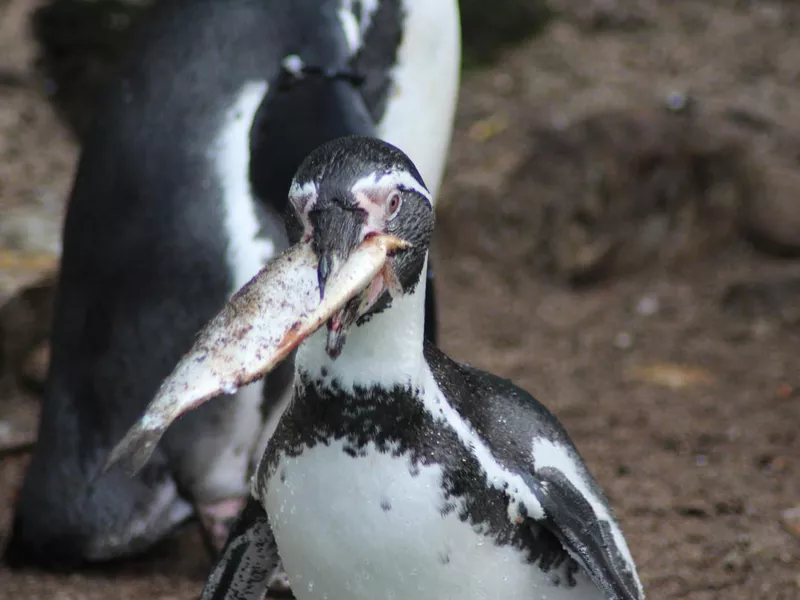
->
[1,0,800,599]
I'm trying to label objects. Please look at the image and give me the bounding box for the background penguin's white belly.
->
[376,0,461,201]
[175,81,276,502]
[261,439,604,600]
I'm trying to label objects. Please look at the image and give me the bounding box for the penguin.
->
[107,136,646,600]
[5,0,460,570]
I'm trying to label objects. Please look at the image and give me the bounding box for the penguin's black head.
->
[287,135,434,355]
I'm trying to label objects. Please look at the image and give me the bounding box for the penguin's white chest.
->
[260,439,604,600]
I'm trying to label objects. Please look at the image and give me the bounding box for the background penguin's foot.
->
[196,498,247,555]
[196,498,294,599]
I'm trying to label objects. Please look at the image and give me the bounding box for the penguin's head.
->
[105,137,433,478]
[287,135,434,356]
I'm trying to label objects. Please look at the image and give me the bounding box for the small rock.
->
[635,295,660,316]
[614,331,633,349]
[663,90,695,115]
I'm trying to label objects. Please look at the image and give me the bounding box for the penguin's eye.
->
[387,192,402,220]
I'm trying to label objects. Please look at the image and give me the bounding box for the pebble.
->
[636,295,660,316]
[663,90,694,114]
[614,331,633,349]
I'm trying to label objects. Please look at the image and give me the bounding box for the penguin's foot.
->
[196,498,247,553]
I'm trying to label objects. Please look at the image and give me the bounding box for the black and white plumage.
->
[5,0,460,569]
[107,137,646,600]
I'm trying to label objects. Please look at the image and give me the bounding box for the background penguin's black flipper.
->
[201,496,280,600]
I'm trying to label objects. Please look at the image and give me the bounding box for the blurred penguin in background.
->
[5,0,460,569]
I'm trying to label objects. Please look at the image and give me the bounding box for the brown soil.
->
[1,1,800,599]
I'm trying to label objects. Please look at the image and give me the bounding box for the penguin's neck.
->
[295,256,429,394]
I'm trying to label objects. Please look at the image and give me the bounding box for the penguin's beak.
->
[308,203,404,359]
[104,233,408,477]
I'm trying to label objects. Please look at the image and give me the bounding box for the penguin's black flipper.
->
[201,496,280,600]
[525,468,642,600]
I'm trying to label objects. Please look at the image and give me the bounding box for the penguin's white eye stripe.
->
[289,180,317,200]
[351,171,432,204]
[288,180,318,212]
